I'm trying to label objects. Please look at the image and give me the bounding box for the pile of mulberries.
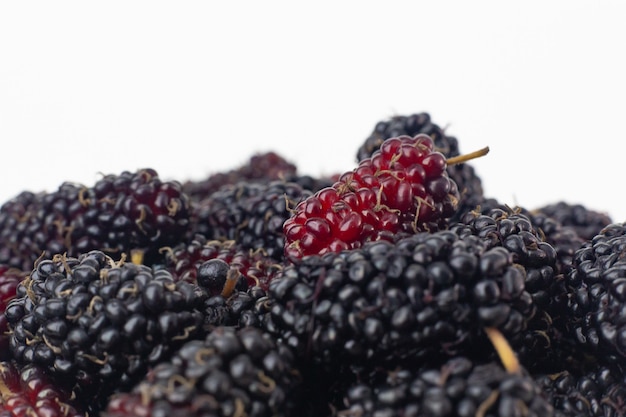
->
[0,111,622,417]
[104,326,303,417]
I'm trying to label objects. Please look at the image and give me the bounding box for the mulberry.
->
[536,365,626,416]
[340,355,556,417]
[0,266,27,360]
[192,180,312,260]
[162,235,282,292]
[534,201,612,241]
[4,250,205,405]
[266,230,535,365]
[284,134,486,258]
[566,222,626,362]
[356,112,485,222]
[182,151,298,202]
[0,361,87,417]
[104,326,303,417]
[0,169,191,270]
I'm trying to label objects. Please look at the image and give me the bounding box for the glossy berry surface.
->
[0,361,87,417]
[4,250,206,405]
[0,266,26,360]
[105,326,302,417]
[340,356,556,417]
[535,201,612,241]
[183,151,298,202]
[191,180,312,260]
[356,112,485,223]
[73,168,191,264]
[283,134,459,258]
[163,234,282,292]
[266,230,537,365]
[565,222,626,362]
[536,364,626,417]
[0,168,191,271]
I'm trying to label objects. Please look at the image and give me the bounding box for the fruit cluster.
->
[0,112,622,417]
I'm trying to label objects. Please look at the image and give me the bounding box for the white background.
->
[1,2,625,222]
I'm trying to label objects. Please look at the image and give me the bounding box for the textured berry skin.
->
[566,222,626,362]
[463,198,584,278]
[104,326,302,417]
[524,209,586,279]
[0,192,40,271]
[356,112,456,162]
[4,250,206,407]
[0,169,191,270]
[191,180,312,260]
[73,168,191,264]
[0,186,86,272]
[356,112,485,223]
[340,356,556,417]
[535,201,612,241]
[283,134,460,258]
[202,284,270,330]
[0,266,26,361]
[536,365,626,417]
[0,361,87,417]
[182,151,298,202]
[266,230,536,365]
[449,205,581,373]
[282,173,338,195]
[163,234,282,292]
[453,206,559,310]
